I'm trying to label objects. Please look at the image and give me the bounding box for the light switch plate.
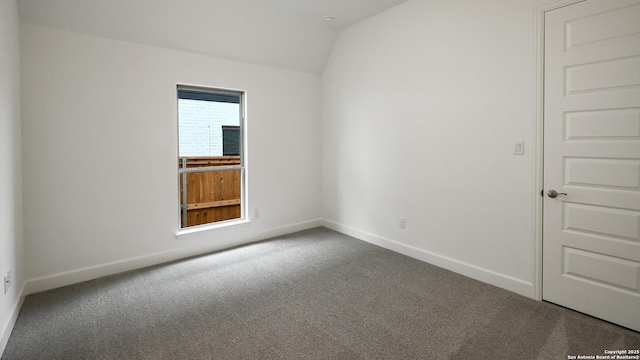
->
[513,140,524,155]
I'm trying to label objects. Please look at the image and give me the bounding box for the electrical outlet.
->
[4,270,11,295]
[513,140,525,155]
[254,208,260,219]
[399,217,406,229]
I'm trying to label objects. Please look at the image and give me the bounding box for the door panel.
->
[565,109,640,140]
[565,57,640,95]
[563,247,640,291]
[543,0,640,331]
[566,4,640,48]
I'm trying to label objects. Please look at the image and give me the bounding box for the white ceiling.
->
[17,0,409,74]
[250,0,409,30]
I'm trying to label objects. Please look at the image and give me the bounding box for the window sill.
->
[175,218,251,240]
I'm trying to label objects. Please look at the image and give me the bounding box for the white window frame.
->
[175,84,247,237]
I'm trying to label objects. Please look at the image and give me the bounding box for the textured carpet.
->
[2,227,639,359]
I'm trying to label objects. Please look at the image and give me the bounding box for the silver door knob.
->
[547,190,567,198]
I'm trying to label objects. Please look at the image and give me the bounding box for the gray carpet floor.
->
[2,227,639,359]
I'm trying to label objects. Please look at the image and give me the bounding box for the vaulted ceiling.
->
[17,0,409,73]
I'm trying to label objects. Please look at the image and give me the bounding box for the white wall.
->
[322,0,544,297]
[17,0,553,302]
[20,23,322,292]
[0,0,24,352]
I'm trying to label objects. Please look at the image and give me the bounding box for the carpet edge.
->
[322,219,535,299]
[22,218,324,296]
[0,284,24,359]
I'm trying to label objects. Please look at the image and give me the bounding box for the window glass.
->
[177,86,244,228]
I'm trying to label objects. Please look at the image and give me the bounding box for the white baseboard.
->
[21,217,532,300]
[24,218,323,295]
[253,218,324,242]
[1,283,25,358]
[322,219,534,299]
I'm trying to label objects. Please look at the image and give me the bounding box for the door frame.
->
[533,0,586,301]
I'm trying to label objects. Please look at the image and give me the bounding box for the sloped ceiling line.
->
[17,0,408,74]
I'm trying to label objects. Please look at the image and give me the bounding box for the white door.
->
[543,0,640,331]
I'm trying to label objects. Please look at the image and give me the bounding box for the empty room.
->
[1,0,639,358]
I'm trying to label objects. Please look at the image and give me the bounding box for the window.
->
[177,86,244,229]
[222,126,240,156]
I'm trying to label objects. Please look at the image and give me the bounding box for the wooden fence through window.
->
[179,156,241,228]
